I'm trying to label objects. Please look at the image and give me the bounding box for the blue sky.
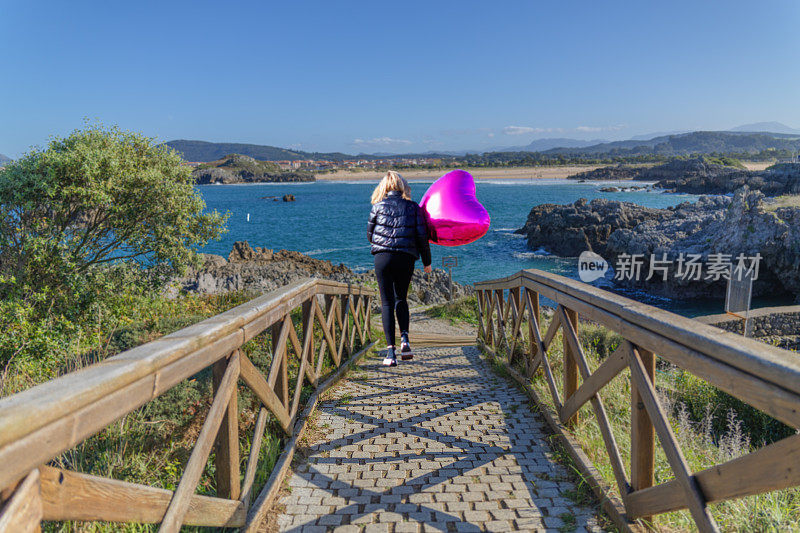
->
[1,1,799,157]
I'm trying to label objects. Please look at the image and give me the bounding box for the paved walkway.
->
[274,345,605,532]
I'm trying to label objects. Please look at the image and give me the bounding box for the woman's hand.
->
[424,265,432,274]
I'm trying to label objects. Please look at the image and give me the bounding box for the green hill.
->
[543,131,800,156]
[165,139,355,162]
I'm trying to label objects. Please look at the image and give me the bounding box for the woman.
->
[367,171,432,366]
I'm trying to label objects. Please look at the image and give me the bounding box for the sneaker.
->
[382,347,397,366]
[400,333,414,360]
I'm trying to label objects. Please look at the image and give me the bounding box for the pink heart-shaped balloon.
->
[420,169,491,247]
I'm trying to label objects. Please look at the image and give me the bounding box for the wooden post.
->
[481,291,492,347]
[530,289,540,329]
[495,289,505,348]
[364,296,372,341]
[0,469,42,532]
[212,352,240,501]
[631,345,656,525]
[562,307,580,427]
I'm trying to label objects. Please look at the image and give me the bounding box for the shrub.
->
[0,123,228,314]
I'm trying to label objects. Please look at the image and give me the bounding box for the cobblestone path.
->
[274,345,605,532]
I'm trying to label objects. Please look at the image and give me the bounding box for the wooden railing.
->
[0,278,375,532]
[475,269,800,533]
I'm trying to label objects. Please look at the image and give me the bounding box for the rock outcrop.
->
[174,241,471,306]
[569,157,800,196]
[192,154,314,184]
[514,199,671,257]
[568,164,647,181]
[517,188,800,300]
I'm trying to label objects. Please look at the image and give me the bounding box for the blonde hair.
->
[371,170,411,204]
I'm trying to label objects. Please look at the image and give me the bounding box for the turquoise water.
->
[197,179,757,316]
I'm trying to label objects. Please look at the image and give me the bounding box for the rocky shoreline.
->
[569,157,800,196]
[172,241,472,307]
[516,188,800,301]
[192,154,314,184]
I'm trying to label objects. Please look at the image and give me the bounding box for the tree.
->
[0,124,228,311]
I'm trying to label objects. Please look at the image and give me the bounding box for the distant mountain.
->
[729,122,800,134]
[500,138,608,152]
[165,140,355,162]
[540,131,800,156]
[630,130,688,141]
[0,153,10,164]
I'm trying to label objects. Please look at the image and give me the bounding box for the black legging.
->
[374,252,415,346]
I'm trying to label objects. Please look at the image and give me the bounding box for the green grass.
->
[764,194,800,212]
[424,295,479,325]
[485,316,800,532]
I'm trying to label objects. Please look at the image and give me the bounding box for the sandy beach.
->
[315,165,602,181]
[316,161,775,181]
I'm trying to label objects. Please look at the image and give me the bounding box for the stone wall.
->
[695,305,800,350]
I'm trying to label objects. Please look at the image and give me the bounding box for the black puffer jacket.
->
[367,191,432,265]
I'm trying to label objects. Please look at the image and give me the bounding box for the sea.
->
[197,178,790,317]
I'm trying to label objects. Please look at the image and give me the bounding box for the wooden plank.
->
[239,353,292,434]
[561,306,580,427]
[336,295,350,362]
[519,276,800,429]
[0,469,41,532]
[240,407,268,506]
[627,347,718,533]
[537,312,564,410]
[483,290,495,349]
[630,344,656,525]
[159,351,240,532]
[267,318,290,390]
[626,434,800,518]
[364,296,373,340]
[524,290,545,377]
[476,290,486,340]
[559,308,630,496]
[560,342,627,422]
[507,293,524,361]
[326,295,338,358]
[39,466,244,527]
[314,297,339,366]
[352,296,365,345]
[243,340,377,532]
[301,300,317,387]
[212,352,241,501]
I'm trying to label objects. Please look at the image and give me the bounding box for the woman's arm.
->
[367,204,378,244]
[414,204,432,267]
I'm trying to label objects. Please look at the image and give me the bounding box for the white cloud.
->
[487,132,495,138]
[503,126,539,135]
[502,124,626,136]
[352,137,412,146]
[576,124,626,132]
[503,125,566,135]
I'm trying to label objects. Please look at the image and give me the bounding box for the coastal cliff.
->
[173,241,471,306]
